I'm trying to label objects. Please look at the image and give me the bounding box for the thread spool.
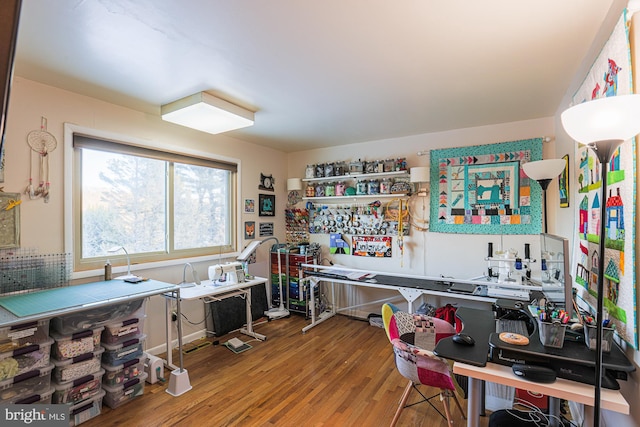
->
[104,260,112,281]
[488,242,493,258]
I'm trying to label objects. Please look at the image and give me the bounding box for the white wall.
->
[3,77,287,351]
[287,118,559,316]
[288,118,556,278]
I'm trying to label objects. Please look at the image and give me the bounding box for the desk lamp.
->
[561,94,640,427]
[237,237,289,320]
[522,159,566,233]
[107,246,138,280]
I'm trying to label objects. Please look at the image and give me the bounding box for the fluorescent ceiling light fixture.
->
[161,92,254,135]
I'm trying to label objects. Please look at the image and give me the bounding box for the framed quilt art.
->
[429,138,543,234]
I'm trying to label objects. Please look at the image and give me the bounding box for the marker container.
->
[584,324,615,353]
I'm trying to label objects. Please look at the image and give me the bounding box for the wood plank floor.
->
[84,315,488,427]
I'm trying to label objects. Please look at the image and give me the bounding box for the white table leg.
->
[239,287,266,341]
[165,296,178,370]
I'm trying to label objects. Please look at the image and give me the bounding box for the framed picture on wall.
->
[559,154,570,208]
[244,199,255,213]
[259,194,275,216]
[244,221,255,239]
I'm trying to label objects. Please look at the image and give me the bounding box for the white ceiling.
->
[14,0,619,153]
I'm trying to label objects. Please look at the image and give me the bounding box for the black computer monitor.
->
[540,232,572,319]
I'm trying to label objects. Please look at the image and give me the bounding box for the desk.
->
[433,307,633,427]
[301,265,500,333]
[454,362,629,427]
[163,277,267,370]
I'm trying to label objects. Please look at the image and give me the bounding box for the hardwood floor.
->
[83,314,487,427]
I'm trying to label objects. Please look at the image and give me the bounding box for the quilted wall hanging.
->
[429,138,543,234]
[570,10,637,348]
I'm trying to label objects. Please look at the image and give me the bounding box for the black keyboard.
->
[496,319,528,336]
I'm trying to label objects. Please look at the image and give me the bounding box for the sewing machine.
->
[208,262,245,284]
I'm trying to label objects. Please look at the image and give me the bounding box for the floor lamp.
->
[522,159,566,233]
[237,237,289,320]
[561,94,640,426]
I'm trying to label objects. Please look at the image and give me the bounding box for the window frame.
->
[64,123,242,278]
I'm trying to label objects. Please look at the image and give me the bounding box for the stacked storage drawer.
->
[51,326,105,408]
[287,254,313,316]
[49,299,147,424]
[69,389,106,427]
[0,319,54,407]
[101,314,147,408]
[270,250,318,317]
[0,363,54,404]
[102,372,147,409]
[0,338,54,384]
[102,315,147,389]
[51,299,146,335]
[270,251,288,306]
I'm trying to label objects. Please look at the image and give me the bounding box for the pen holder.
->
[584,324,615,353]
[537,319,566,348]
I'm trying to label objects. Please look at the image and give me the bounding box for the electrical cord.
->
[502,398,578,427]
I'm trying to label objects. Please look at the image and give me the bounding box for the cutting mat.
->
[0,280,174,318]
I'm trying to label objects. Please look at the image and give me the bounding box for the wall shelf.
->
[302,170,408,183]
[303,193,408,201]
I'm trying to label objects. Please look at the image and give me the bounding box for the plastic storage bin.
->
[537,319,566,348]
[101,334,146,365]
[102,372,147,409]
[51,327,104,360]
[51,299,146,335]
[584,324,615,353]
[102,316,145,344]
[69,389,105,427]
[102,355,146,387]
[52,368,105,404]
[0,337,54,382]
[52,347,104,383]
[0,363,54,404]
[0,319,50,353]
[10,385,55,405]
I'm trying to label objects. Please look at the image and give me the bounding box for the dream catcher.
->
[25,117,57,203]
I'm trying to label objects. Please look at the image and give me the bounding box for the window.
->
[72,133,237,272]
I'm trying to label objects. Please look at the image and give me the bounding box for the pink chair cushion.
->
[382,305,457,391]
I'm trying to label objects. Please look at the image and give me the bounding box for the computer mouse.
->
[452,333,475,346]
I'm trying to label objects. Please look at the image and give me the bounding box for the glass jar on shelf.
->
[380,177,392,194]
[367,179,380,195]
[384,158,395,173]
[325,182,335,197]
[324,162,334,177]
[335,181,346,196]
[315,163,325,178]
[305,183,315,197]
[364,160,376,174]
[315,183,325,197]
[305,164,315,179]
[356,179,368,195]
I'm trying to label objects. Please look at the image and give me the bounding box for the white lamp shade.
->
[561,95,640,144]
[522,159,565,181]
[161,92,254,135]
[410,166,430,183]
[287,178,302,191]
